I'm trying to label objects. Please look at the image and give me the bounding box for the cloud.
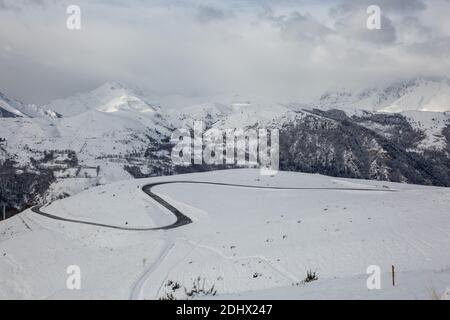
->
[0,0,449,105]
[0,0,57,11]
[333,9,397,45]
[327,0,431,45]
[407,36,450,58]
[397,16,432,43]
[330,0,426,16]
[264,10,331,42]
[195,5,229,23]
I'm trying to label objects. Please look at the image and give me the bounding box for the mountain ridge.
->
[1,76,450,215]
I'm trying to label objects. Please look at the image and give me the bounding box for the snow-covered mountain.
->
[172,99,296,130]
[1,78,450,215]
[314,77,450,113]
[0,92,27,117]
[0,92,59,118]
[43,81,159,117]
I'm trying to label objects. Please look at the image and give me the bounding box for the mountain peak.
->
[43,81,157,116]
[313,76,450,113]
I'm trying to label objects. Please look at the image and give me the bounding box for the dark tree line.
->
[0,159,55,213]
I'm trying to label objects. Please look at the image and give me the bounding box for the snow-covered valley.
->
[1,169,450,300]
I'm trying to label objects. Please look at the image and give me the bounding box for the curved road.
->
[31,181,396,231]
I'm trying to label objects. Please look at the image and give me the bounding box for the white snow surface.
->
[1,169,450,300]
[314,77,450,113]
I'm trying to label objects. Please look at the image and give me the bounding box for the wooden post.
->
[2,204,5,221]
[391,265,395,286]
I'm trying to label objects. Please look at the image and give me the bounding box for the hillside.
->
[1,169,449,299]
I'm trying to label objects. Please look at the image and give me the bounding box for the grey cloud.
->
[334,12,397,45]
[407,36,450,57]
[0,0,449,105]
[383,0,426,12]
[0,0,56,11]
[330,0,426,17]
[195,5,228,23]
[397,16,433,43]
[265,10,331,42]
[329,0,428,46]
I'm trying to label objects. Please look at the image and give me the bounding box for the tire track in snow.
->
[129,236,175,300]
[180,237,300,284]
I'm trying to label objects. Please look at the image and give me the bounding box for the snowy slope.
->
[379,78,450,113]
[314,77,450,113]
[0,84,174,208]
[172,99,297,130]
[401,110,450,151]
[0,92,27,117]
[0,83,172,166]
[43,82,158,117]
[1,169,450,299]
[0,92,59,118]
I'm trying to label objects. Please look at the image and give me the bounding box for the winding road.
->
[30,180,396,231]
[29,179,398,300]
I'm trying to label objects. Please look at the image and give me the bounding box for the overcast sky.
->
[1,0,450,104]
